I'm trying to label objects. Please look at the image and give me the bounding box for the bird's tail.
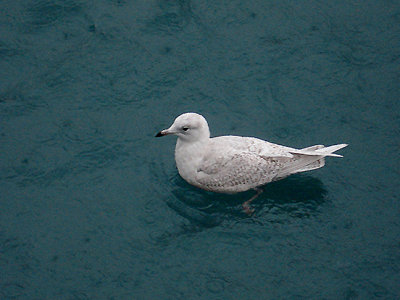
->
[291,144,348,157]
[281,144,348,175]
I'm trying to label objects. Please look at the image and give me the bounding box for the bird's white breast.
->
[174,139,207,185]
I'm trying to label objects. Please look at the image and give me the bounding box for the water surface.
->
[1,0,399,299]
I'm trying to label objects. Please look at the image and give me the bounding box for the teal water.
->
[1,1,399,299]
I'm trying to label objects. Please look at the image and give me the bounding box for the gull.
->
[156,112,347,213]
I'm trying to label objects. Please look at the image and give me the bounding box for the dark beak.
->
[155,131,164,137]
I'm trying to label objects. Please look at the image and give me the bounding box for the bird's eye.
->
[182,126,189,131]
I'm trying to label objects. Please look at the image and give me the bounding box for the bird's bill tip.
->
[155,129,172,137]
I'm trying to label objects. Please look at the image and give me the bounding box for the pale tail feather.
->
[290,144,348,157]
[314,144,348,157]
[275,144,348,178]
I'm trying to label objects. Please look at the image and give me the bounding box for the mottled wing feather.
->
[211,136,295,158]
[196,151,289,193]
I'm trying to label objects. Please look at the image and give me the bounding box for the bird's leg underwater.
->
[242,188,263,215]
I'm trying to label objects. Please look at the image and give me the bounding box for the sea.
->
[1,0,399,299]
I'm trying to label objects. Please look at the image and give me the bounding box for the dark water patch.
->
[143,0,196,35]
[0,233,39,299]
[23,0,83,30]
[0,40,22,58]
[1,111,134,188]
[0,95,44,118]
[166,196,223,228]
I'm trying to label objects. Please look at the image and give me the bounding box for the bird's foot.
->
[242,188,262,215]
[242,202,255,215]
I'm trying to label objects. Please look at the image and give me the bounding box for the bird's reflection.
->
[167,173,328,227]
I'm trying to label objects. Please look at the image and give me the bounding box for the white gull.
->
[156,113,347,211]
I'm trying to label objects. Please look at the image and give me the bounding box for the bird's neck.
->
[174,138,209,184]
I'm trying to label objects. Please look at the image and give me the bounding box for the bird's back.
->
[209,135,296,158]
